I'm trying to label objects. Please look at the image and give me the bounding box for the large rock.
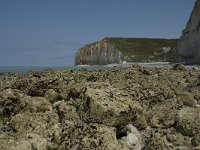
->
[175,107,200,136]
[177,0,200,63]
[75,39,123,65]
[73,84,147,128]
[10,111,60,136]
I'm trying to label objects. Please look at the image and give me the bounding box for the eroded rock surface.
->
[177,0,200,63]
[75,39,122,65]
[0,66,200,149]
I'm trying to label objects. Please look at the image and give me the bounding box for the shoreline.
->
[0,62,199,74]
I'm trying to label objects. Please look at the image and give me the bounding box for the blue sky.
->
[0,0,196,66]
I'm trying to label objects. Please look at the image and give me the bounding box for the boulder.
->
[175,107,200,136]
[44,89,60,104]
[20,96,52,113]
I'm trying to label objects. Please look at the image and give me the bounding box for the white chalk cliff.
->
[177,0,200,63]
[74,39,122,65]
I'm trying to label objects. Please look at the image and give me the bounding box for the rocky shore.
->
[0,65,200,149]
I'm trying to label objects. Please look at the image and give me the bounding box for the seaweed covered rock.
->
[145,132,169,150]
[44,89,60,104]
[0,66,200,149]
[175,107,200,136]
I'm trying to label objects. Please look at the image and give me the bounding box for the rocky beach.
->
[0,64,200,149]
[0,0,200,149]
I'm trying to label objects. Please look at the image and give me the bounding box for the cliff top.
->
[105,37,178,61]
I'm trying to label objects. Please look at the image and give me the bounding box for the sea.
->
[0,62,197,74]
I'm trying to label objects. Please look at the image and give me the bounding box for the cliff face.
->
[177,0,200,62]
[75,38,178,65]
[75,39,123,65]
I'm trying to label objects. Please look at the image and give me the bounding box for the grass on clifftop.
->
[106,38,178,62]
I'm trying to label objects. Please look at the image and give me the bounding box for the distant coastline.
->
[0,62,199,74]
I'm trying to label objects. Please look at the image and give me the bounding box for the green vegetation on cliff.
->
[106,38,178,62]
